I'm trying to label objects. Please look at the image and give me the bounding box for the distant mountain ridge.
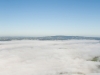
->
[0,36,100,41]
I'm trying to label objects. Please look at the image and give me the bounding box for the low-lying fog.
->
[0,40,100,75]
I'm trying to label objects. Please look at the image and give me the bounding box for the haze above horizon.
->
[0,0,100,37]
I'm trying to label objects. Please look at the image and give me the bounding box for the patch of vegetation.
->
[91,56,99,61]
[59,72,85,75]
[97,65,100,69]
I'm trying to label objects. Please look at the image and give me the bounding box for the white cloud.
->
[0,40,100,75]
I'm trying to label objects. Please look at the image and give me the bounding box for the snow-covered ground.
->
[0,40,100,75]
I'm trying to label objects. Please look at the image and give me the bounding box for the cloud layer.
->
[0,40,100,75]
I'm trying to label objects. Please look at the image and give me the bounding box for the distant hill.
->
[36,36,100,40]
[0,36,100,41]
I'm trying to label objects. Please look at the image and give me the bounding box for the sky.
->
[0,0,100,37]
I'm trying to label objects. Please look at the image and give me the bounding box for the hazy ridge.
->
[0,36,100,41]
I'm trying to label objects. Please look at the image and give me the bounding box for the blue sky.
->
[0,0,100,37]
